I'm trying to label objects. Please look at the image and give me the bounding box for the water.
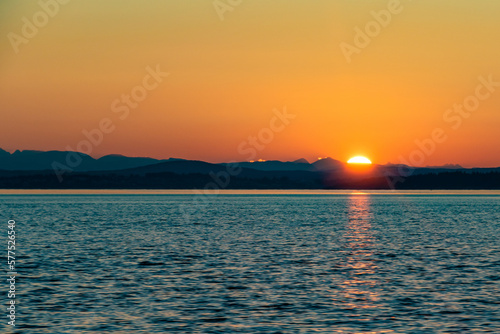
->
[1,192,499,333]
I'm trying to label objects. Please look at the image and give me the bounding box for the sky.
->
[1,0,499,167]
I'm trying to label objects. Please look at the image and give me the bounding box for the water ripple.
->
[0,194,499,333]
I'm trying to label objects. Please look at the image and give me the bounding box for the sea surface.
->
[1,191,499,333]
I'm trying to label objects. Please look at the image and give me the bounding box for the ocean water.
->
[1,192,499,333]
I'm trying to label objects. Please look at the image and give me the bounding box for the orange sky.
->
[1,1,499,167]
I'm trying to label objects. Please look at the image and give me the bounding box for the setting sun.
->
[347,156,372,164]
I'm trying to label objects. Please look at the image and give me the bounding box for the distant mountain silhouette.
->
[0,149,165,171]
[121,160,231,175]
[311,157,345,171]
[225,160,314,172]
[425,164,463,169]
[0,149,339,173]
[1,148,500,189]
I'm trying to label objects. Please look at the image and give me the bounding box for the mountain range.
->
[0,148,472,172]
[0,148,499,189]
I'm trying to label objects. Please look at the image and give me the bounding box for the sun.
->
[347,156,372,164]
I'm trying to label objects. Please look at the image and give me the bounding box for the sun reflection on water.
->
[339,195,379,311]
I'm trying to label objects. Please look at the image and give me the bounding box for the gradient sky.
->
[1,0,499,167]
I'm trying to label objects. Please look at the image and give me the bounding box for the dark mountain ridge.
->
[1,148,499,189]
